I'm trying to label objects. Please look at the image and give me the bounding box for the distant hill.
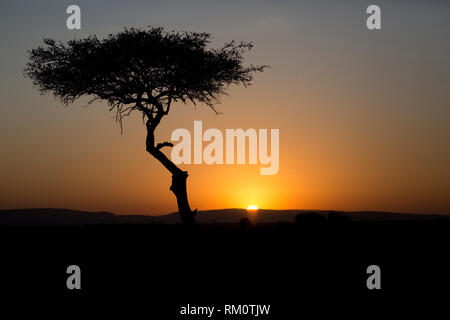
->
[1,208,449,227]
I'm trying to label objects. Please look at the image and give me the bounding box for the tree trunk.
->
[170,171,197,226]
[145,120,197,226]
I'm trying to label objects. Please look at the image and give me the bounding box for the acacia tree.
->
[25,27,266,225]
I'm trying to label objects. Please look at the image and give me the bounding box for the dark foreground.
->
[1,220,449,317]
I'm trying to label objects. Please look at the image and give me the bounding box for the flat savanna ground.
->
[1,220,448,316]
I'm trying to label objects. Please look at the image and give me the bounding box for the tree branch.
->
[156,141,174,150]
[165,89,173,115]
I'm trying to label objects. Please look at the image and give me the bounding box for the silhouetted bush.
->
[240,218,254,230]
[328,211,352,224]
[295,212,326,226]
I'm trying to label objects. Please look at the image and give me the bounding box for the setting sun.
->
[247,205,259,210]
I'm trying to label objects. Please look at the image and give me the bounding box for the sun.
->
[247,205,259,210]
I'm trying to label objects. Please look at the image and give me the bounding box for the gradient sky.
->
[1,0,449,214]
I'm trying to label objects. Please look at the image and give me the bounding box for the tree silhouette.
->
[24,27,266,225]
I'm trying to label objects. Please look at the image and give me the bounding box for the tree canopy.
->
[24,27,266,126]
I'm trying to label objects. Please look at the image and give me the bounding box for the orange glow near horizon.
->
[1,93,449,216]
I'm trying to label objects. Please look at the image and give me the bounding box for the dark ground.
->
[1,220,449,317]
